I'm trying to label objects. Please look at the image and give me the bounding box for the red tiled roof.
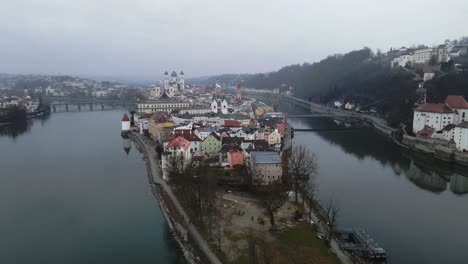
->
[141,113,151,119]
[122,113,130,121]
[417,126,435,138]
[442,124,456,131]
[166,136,190,149]
[445,95,468,109]
[164,129,202,142]
[415,103,453,113]
[223,119,241,127]
[222,137,243,145]
[276,124,285,135]
[207,131,221,141]
[192,154,208,161]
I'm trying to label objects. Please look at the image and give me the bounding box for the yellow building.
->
[148,112,175,142]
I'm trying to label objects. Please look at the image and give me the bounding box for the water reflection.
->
[0,114,51,139]
[0,119,33,138]
[122,138,132,155]
[450,174,468,195]
[280,100,468,196]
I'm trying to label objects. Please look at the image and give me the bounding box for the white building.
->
[412,47,448,64]
[423,72,435,82]
[267,129,281,146]
[413,96,468,134]
[433,124,455,141]
[445,95,468,123]
[121,113,131,132]
[334,101,343,108]
[454,122,468,151]
[45,86,55,96]
[211,98,229,114]
[181,107,212,115]
[162,70,185,97]
[412,104,455,134]
[391,54,413,68]
[345,102,355,110]
[136,100,190,113]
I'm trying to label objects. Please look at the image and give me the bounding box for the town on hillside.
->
[123,71,289,185]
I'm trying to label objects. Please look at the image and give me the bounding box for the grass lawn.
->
[271,224,341,264]
[231,223,341,264]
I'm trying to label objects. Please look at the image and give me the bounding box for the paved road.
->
[301,200,353,264]
[286,95,397,136]
[134,134,222,264]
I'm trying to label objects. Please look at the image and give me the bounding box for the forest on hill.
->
[195,46,468,127]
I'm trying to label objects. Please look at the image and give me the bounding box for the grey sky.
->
[0,0,467,79]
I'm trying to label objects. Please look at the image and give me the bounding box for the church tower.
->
[164,71,169,88]
[171,71,178,83]
[179,71,185,90]
[236,83,242,101]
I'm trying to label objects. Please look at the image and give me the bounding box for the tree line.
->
[164,143,342,261]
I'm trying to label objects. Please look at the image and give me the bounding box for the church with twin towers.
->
[154,70,185,98]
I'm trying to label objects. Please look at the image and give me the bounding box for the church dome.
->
[171,71,177,77]
[180,71,184,75]
[164,71,168,75]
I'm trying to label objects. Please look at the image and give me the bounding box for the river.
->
[0,110,184,264]
[2,103,468,264]
[278,99,468,264]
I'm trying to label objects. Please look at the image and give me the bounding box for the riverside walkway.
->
[284,95,398,139]
[132,133,222,264]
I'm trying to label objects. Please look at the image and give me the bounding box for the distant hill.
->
[196,47,468,127]
[188,73,253,87]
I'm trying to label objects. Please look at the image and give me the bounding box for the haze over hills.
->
[190,37,468,127]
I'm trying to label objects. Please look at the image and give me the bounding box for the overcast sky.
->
[0,0,467,79]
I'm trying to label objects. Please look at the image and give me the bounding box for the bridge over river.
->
[46,97,138,112]
[283,95,399,139]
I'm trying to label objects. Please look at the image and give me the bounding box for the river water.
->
[2,104,468,264]
[279,100,468,264]
[0,110,184,264]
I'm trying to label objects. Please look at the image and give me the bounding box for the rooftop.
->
[445,95,468,109]
[121,113,130,122]
[415,103,453,113]
[250,151,281,164]
[166,136,190,149]
[456,122,468,129]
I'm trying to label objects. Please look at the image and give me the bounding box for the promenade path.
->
[133,134,222,264]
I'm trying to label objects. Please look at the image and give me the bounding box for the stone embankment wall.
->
[132,134,208,264]
[402,135,468,166]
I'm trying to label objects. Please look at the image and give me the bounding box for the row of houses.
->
[133,110,287,185]
[412,95,468,151]
[391,45,467,68]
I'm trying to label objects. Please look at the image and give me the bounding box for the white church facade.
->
[211,97,229,114]
[162,70,185,98]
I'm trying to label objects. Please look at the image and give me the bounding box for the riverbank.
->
[281,94,468,167]
[131,132,222,264]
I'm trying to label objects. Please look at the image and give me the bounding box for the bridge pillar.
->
[65,104,69,112]
[90,103,93,111]
[77,104,81,111]
[101,104,104,110]
[53,105,56,112]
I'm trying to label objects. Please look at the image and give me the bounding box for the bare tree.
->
[299,181,317,223]
[212,198,224,251]
[260,181,289,228]
[324,199,340,245]
[288,145,317,204]
[165,152,186,191]
[242,228,271,264]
